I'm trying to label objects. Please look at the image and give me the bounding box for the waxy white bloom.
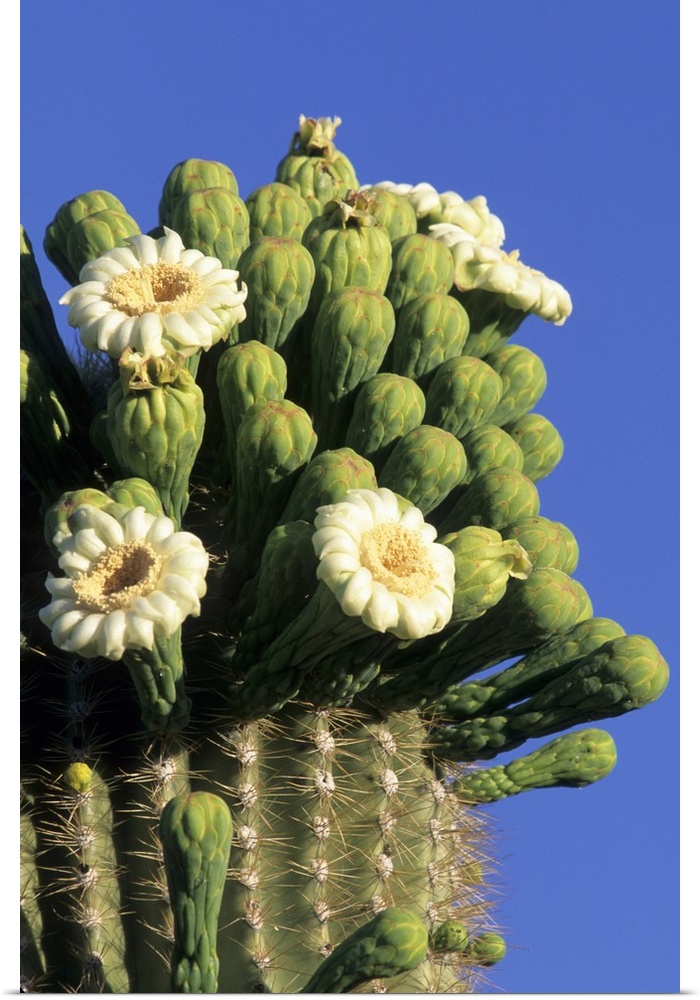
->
[434,192,505,249]
[60,229,247,359]
[312,488,455,641]
[429,222,573,325]
[39,505,209,660]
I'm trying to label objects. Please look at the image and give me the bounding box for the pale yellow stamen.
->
[360,524,437,598]
[105,262,202,317]
[72,542,162,613]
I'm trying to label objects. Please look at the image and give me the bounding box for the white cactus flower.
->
[312,488,455,641]
[429,222,573,325]
[60,228,247,359]
[435,192,506,249]
[39,505,209,660]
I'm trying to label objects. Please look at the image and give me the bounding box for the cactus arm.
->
[122,630,192,734]
[301,907,429,993]
[158,791,233,993]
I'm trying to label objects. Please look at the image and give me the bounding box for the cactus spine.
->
[20,115,668,994]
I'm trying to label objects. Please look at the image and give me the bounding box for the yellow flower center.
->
[360,523,437,598]
[105,262,202,317]
[73,542,163,613]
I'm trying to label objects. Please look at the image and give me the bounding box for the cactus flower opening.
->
[429,222,573,325]
[39,504,209,660]
[59,228,247,359]
[313,487,455,640]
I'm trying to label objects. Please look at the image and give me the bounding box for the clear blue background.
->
[20,1,679,993]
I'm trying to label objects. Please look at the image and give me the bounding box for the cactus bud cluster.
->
[20,115,668,994]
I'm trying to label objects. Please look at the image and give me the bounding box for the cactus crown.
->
[19,115,668,994]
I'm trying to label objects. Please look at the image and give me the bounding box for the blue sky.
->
[20,1,680,993]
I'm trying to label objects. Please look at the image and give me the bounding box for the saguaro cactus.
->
[20,115,668,994]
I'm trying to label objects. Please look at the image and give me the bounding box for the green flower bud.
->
[389,291,469,383]
[501,515,579,573]
[504,411,564,482]
[65,209,141,280]
[384,232,455,311]
[485,344,547,427]
[460,423,525,484]
[379,424,467,515]
[159,158,239,228]
[235,237,315,351]
[245,182,313,242]
[440,524,532,623]
[44,189,128,284]
[345,372,426,472]
[424,355,504,439]
[169,187,250,270]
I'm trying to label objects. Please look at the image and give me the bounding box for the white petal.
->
[337,567,374,616]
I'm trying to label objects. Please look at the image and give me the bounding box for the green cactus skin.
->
[345,372,427,473]
[423,355,504,440]
[105,357,205,527]
[504,411,564,482]
[432,616,628,723]
[302,906,429,993]
[246,181,314,242]
[158,158,239,228]
[235,236,316,351]
[452,729,618,802]
[65,208,141,280]
[484,344,548,428]
[378,424,468,515]
[44,189,130,285]
[432,634,668,761]
[169,186,250,270]
[388,291,470,385]
[460,424,525,484]
[384,233,455,312]
[501,514,579,573]
[21,117,670,995]
[309,287,396,451]
[158,791,233,993]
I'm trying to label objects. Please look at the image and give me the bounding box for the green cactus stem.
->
[302,906,429,993]
[452,729,618,802]
[158,791,233,993]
